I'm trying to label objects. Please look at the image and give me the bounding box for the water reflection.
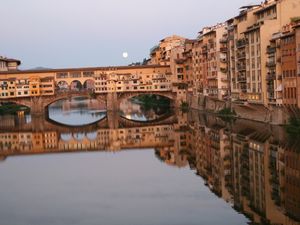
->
[47,97,106,126]
[0,110,299,225]
[119,99,171,122]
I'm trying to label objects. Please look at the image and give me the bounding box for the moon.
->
[122,52,128,58]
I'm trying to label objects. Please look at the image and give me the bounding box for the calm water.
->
[47,97,106,126]
[0,98,299,225]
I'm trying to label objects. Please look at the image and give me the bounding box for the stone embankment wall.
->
[187,93,291,125]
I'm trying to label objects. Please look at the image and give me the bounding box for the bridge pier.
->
[107,110,119,129]
[106,92,119,111]
[25,97,45,115]
[31,103,45,115]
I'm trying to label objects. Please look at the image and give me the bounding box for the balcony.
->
[266,61,276,67]
[237,64,246,71]
[267,86,274,92]
[237,75,246,82]
[237,52,246,59]
[219,38,227,43]
[266,74,275,81]
[220,47,228,53]
[267,46,276,54]
[240,84,247,92]
[236,39,248,49]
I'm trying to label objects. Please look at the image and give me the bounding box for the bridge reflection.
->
[0,111,299,225]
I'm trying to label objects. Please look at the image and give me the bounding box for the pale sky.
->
[0,0,261,69]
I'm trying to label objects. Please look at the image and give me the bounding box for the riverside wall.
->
[187,93,291,125]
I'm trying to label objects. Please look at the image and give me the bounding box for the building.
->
[149,35,186,66]
[227,0,300,106]
[191,24,229,100]
[0,56,21,72]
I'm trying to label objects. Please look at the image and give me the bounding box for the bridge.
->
[0,113,180,159]
[0,110,178,132]
[0,65,183,114]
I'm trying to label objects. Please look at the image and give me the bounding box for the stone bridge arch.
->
[9,91,106,114]
[106,91,176,111]
[118,112,177,128]
[118,91,176,102]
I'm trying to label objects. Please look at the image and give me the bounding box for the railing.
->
[237,75,246,82]
[237,64,246,71]
[220,47,228,52]
[266,61,276,67]
[267,46,276,54]
[237,52,246,59]
[236,39,248,48]
[266,74,275,81]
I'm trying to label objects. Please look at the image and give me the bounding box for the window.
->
[56,72,68,79]
[83,71,95,77]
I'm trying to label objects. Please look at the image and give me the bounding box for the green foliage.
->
[217,107,237,122]
[89,92,96,99]
[285,117,300,151]
[286,117,300,134]
[218,107,236,116]
[180,101,189,112]
[132,95,171,107]
[0,103,30,115]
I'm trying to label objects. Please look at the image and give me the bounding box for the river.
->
[0,97,299,225]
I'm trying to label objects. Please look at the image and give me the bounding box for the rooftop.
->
[0,64,170,75]
[0,57,21,65]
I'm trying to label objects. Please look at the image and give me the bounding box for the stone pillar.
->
[30,97,45,115]
[106,92,119,111]
[107,110,119,129]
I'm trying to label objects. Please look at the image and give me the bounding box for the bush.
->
[180,101,189,112]
[218,107,236,116]
[0,103,30,115]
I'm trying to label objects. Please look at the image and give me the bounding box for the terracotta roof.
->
[0,57,21,65]
[254,2,276,14]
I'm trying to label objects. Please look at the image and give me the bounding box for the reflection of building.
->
[0,111,300,225]
[285,147,300,221]
[184,112,300,225]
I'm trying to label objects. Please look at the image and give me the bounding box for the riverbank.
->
[131,95,171,108]
[187,93,292,125]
